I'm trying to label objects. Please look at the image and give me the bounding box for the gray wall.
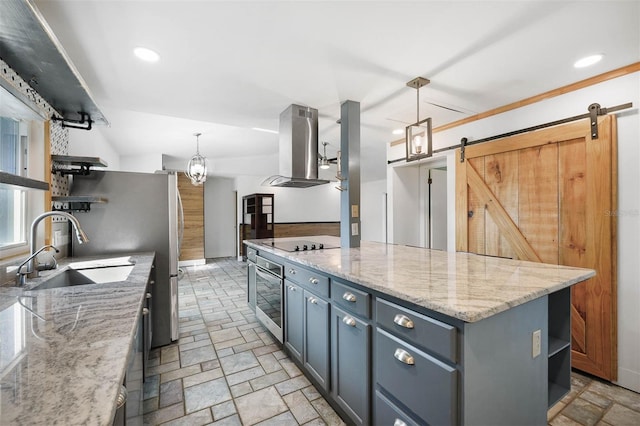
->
[204,177,236,258]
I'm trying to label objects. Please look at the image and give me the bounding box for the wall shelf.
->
[0,171,49,191]
[52,195,107,212]
[51,155,108,176]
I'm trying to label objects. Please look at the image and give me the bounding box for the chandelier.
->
[185,132,208,186]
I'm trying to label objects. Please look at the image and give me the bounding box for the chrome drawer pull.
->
[393,314,414,329]
[142,308,150,316]
[394,420,408,426]
[309,277,319,285]
[342,292,356,303]
[288,286,296,291]
[308,297,317,304]
[342,316,356,327]
[289,268,296,275]
[146,292,152,299]
[393,348,415,365]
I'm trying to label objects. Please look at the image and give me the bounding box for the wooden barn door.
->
[455,116,617,380]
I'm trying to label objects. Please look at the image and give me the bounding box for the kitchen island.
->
[0,252,155,425]
[245,236,595,426]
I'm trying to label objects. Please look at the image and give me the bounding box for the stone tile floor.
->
[548,371,640,425]
[142,258,640,425]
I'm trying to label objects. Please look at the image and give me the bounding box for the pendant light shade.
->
[185,132,208,186]
[405,77,433,162]
[319,142,331,169]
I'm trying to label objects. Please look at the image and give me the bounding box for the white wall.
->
[387,72,640,393]
[234,175,341,255]
[360,179,386,243]
[68,127,120,170]
[235,175,340,223]
[204,177,236,258]
[120,153,164,173]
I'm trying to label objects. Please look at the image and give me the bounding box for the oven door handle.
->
[255,267,280,283]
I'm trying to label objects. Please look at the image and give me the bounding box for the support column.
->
[340,100,360,248]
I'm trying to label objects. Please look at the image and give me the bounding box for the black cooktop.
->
[260,239,340,252]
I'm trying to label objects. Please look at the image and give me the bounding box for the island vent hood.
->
[263,104,329,188]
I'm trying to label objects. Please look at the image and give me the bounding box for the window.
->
[0,117,27,250]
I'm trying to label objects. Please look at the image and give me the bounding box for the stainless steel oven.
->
[254,255,284,343]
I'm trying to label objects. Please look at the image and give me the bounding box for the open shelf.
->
[51,155,108,176]
[547,287,571,408]
[549,337,571,358]
[52,195,108,212]
[0,171,49,191]
[241,193,274,257]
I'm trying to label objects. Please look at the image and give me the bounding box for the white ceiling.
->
[33,0,640,181]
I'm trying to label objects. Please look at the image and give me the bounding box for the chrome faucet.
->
[25,211,89,280]
[16,244,59,286]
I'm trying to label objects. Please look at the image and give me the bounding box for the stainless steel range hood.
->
[263,104,329,188]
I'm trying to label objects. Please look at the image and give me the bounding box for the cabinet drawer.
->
[331,279,371,318]
[376,298,457,362]
[376,328,457,426]
[284,262,329,298]
[375,390,421,426]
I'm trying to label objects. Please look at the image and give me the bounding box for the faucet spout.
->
[27,211,89,278]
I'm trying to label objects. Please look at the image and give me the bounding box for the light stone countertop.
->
[245,236,595,323]
[0,252,155,425]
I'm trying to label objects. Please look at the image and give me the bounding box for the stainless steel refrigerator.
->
[70,170,181,347]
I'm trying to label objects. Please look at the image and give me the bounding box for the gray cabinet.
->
[331,305,371,426]
[284,280,304,362]
[304,290,330,391]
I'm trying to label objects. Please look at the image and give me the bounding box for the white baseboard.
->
[614,367,640,393]
[178,259,206,267]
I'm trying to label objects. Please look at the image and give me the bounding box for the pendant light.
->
[405,77,433,162]
[319,142,331,169]
[185,132,208,186]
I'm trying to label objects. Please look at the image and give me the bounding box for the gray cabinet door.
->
[331,306,371,426]
[304,290,330,391]
[284,280,304,362]
[247,263,256,311]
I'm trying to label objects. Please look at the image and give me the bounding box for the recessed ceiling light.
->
[392,128,404,135]
[252,127,278,134]
[574,54,603,68]
[134,47,160,62]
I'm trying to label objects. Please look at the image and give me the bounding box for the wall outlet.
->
[532,329,542,358]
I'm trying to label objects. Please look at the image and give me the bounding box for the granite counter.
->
[245,236,595,322]
[0,252,155,425]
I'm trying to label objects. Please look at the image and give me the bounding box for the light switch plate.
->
[532,329,541,358]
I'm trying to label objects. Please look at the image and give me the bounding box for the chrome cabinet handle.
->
[288,285,296,291]
[342,292,356,302]
[142,308,150,316]
[394,419,407,426]
[309,277,319,285]
[308,297,317,304]
[342,316,356,327]
[146,292,152,299]
[393,314,414,329]
[288,268,296,275]
[149,280,155,285]
[393,348,415,365]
